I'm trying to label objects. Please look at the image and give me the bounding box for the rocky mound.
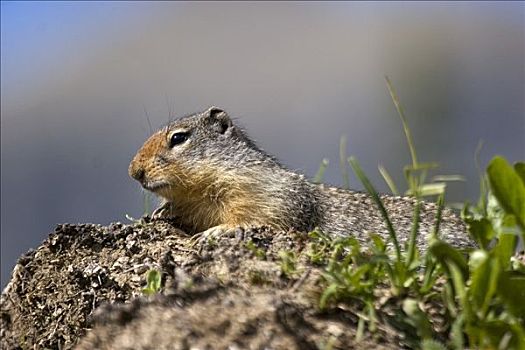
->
[1,219,409,349]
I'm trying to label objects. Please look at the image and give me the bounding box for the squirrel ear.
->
[205,106,232,134]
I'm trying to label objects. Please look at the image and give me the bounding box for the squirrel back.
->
[129,107,472,249]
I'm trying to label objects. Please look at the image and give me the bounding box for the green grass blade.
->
[385,76,418,167]
[487,156,525,230]
[432,193,445,240]
[378,164,399,195]
[356,315,365,342]
[349,156,401,260]
[313,158,329,184]
[515,162,525,185]
[431,175,466,182]
[406,199,421,267]
[474,141,488,214]
[340,135,350,189]
[143,191,152,216]
[429,241,468,281]
[404,162,440,172]
[405,183,446,197]
[142,269,162,295]
[421,339,447,350]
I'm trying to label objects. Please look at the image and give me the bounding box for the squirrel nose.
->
[129,163,145,183]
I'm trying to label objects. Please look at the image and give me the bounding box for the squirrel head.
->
[129,106,250,201]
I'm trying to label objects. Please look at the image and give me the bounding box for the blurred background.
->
[1,2,524,287]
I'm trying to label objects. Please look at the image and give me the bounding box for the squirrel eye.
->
[169,132,189,148]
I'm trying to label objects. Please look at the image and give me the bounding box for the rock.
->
[1,220,398,349]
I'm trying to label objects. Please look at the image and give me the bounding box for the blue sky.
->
[1,1,155,96]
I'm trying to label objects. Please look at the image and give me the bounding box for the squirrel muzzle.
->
[129,161,145,183]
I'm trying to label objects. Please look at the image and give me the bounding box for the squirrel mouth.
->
[143,181,170,193]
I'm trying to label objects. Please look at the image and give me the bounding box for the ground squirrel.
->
[129,107,473,249]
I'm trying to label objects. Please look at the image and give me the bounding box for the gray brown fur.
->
[129,107,474,250]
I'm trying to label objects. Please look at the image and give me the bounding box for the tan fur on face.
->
[128,130,167,184]
[129,129,288,233]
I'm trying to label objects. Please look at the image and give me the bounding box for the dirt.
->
[1,218,412,350]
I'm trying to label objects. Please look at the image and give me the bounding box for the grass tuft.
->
[311,79,525,348]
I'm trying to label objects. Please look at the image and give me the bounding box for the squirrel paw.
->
[190,225,242,247]
[151,202,174,219]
